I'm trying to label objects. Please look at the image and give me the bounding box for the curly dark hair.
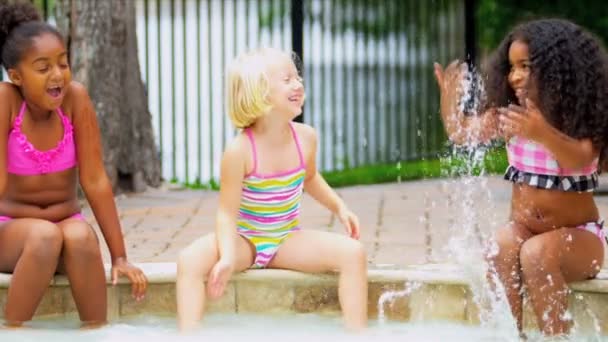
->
[0,0,63,70]
[484,18,608,166]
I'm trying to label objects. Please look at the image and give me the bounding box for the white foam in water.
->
[1,313,520,342]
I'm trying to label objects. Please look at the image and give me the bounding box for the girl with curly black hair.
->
[0,0,146,327]
[434,19,608,337]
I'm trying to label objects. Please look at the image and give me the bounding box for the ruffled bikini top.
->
[7,102,77,175]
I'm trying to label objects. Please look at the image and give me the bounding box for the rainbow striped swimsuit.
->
[237,123,305,268]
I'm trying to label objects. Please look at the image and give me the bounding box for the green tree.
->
[477,0,608,54]
[55,0,161,192]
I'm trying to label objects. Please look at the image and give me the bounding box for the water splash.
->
[439,147,518,339]
[373,65,519,339]
[459,63,485,118]
[437,65,520,339]
[445,63,490,148]
[569,293,603,340]
[377,281,422,325]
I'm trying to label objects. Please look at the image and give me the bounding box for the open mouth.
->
[47,86,63,98]
[288,95,302,103]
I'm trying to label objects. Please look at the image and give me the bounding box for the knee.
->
[62,223,100,258]
[520,239,556,278]
[25,221,63,258]
[486,224,526,263]
[177,244,207,277]
[339,240,367,270]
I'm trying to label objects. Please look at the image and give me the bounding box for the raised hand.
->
[434,60,472,143]
[498,99,548,142]
[434,61,466,117]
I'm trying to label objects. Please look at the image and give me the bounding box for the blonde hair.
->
[226,47,293,128]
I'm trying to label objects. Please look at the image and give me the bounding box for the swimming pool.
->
[0,313,528,342]
[2,263,608,341]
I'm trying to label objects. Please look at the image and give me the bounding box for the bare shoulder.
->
[64,81,92,117]
[65,81,90,103]
[0,82,21,105]
[0,81,19,95]
[221,132,251,177]
[222,132,249,162]
[66,80,89,98]
[292,122,317,145]
[0,82,22,123]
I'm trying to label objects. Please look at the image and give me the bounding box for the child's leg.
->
[0,219,63,325]
[56,218,106,326]
[486,222,533,331]
[520,227,603,336]
[176,233,254,332]
[267,230,367,330]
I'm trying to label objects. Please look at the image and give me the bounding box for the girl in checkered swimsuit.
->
[434,19,608,337]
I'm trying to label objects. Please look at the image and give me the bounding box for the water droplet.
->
[543,309,551,322]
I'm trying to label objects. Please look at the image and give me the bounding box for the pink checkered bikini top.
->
[506,136,598,176]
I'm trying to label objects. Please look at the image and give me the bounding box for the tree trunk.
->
[55,0,161,193]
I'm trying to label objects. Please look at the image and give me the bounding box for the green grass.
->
[177,147,509,190]
[322,147,508,188]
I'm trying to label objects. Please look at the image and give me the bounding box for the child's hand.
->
[337,206,361,240]
[207,257,234,299]
[498,99,548,142]
[111,257,148,301]
[434,60,466,118]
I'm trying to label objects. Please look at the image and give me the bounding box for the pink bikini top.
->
[7,102,77,175]
[506,135,597,176]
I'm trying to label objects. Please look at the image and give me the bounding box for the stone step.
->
[1,263,607,334]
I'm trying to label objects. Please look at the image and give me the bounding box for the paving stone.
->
[76,177,608,275]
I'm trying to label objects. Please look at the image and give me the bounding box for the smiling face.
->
[265,53,305,120]
[507,39,539,106]
[8,32,71,111]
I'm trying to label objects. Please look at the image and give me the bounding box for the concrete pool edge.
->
[1,263,607,334]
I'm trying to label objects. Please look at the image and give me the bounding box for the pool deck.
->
[84,175,608,268]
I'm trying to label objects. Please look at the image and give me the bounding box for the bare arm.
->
[71,82,147,297]
[434,61,500,145]
[0,83,16,198]
[71,83,127,263]
[540,127,597,170]
[300,124,360,238]
[215,140,246,263]
[302,127,346,214]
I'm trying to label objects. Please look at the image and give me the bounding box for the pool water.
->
[3,313,605,342]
